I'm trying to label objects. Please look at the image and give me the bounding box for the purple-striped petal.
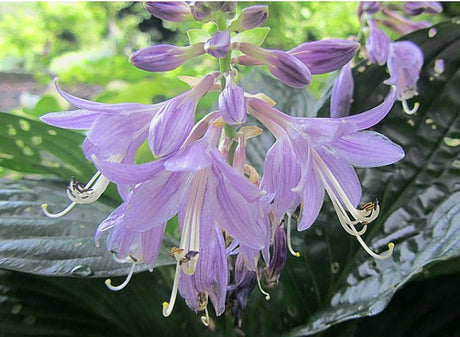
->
[148,74,214,157]
[123,171,188,231]
[94,158,166,185]
[298,165,324,231]
[218,71,247,125]
[261,138,301,220]
[40,109,101,129]
[164,138,213,172]
[53,78,153,113]
[403,2,442,16]
[332,131,405,167]
[341,86,396,130]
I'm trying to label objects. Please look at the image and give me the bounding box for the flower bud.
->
[366,19,390,65]
[238,42,311,88]
[403,2,442,16]
[230,5,268,31]
[218,71,247,125]
[358,2,381,17]
[145,2,191,22]
[189,2,236,22]
[204,31,230,58]
[288,39,359,75]
[129,43,205,73]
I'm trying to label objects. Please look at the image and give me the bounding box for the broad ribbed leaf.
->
[0,179,175,277]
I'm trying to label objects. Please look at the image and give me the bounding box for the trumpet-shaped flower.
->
[248,83,403,259]
[94,118,269,315]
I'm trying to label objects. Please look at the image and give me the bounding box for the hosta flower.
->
[40,74,215,217]
[385,41,424,114]
[366,19,391,65]
[204,31,231,58]
[145,1,191,22]
[218,70,247,125]
[130,43,205,72]
[248,84,403,259]
[95,118,269,315]
[40,79,160,217]
[236,42,312,88]
[358,1,381,17]
[262,224,287,288]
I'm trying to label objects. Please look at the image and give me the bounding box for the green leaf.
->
[0,268,219,337]
[232,27,271,46]
[186,28,211,45]
[0,112,94,180]
[0,178,176,277]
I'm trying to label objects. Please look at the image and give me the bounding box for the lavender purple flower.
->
[204,31,231,58]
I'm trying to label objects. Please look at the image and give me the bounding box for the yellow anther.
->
[245,92,276,106]
[162,302,169,309]
[212,117,225,128]
[238,126,263,139]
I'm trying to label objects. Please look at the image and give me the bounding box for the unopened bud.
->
[145,2,191,22]
[204,31,231,58]
[129,43,205,73]
[230,5,268,31]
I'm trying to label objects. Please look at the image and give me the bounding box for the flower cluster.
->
[39,1,430,328]
[358,1,442,114]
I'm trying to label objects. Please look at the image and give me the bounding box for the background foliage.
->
[1,2,459,337]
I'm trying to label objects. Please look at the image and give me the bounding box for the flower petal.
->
[94,158,166,185]
[298,165,324,230]
[123,171,188,231]
[316,148,362,207]
[40,109,101,129]
[330,62,354,118]
[164,138,213,172]
[332,131,405,167]
[341,86,396,130]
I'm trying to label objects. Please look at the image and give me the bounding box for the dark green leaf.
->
[0,268,221,337]
[0,178,175,277]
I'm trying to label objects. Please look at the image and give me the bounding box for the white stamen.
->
[201,307,210,327]
[163,262,182,317]
[350,225,395,259]
[311,150,394,259]
[41,171,110,218]
[105,263,136,291]
[286,214,301,257]
[402,100,420,115]
[256,264,271,300]
[41,202,76,218]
